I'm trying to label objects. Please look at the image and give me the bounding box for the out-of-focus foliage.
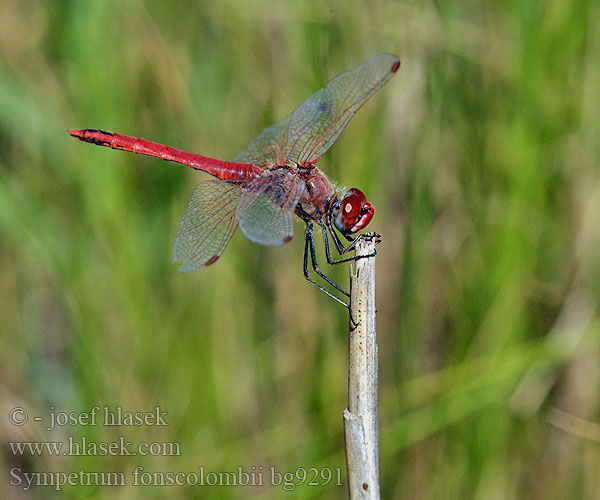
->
[1,1,599,499]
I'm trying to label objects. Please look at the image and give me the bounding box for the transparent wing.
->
[282,53,399,166]
[234,54,399,169]
[173,180,242,271]
[234,115,291,168]
[236,171,305,246]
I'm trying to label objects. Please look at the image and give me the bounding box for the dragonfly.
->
[70,53,400,312]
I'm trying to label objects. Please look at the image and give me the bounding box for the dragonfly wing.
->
[234,116,291,168]
[233,54,398,170]
[236,171,305,246]
[282,53,399,166]
[173,180,242,271]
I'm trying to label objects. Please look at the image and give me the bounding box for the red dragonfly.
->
[70,54,400,310]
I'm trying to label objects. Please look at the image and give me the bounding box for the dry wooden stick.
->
[344,232,380,499]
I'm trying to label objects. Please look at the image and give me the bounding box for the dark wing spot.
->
[362,483,369,491]
[283,236,293,243]
[318,101,328,112]
[391,59,400,73]
[205,255,220,266]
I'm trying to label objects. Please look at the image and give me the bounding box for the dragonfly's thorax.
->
[295,166,334,222]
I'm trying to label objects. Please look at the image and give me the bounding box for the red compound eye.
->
[342,195,362,219]
[334,188,373,233]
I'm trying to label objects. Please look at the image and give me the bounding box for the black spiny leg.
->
[307,223,350,297]
[321,220,376,265]
[302,222,360,327]
[303,223,350,307]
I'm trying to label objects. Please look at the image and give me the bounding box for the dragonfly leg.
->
[303,223,359,327]
[304,223,350,298]
[322,221,377,265]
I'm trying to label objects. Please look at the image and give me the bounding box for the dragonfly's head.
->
[332,188,374,235]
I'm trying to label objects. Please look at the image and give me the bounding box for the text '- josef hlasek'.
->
[42,406,168,431]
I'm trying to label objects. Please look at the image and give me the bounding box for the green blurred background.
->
[1,0,599,498]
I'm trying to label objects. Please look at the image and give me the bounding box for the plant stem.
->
[344,233,380,499]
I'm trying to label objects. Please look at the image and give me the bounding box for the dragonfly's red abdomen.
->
[69,129,261,182]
